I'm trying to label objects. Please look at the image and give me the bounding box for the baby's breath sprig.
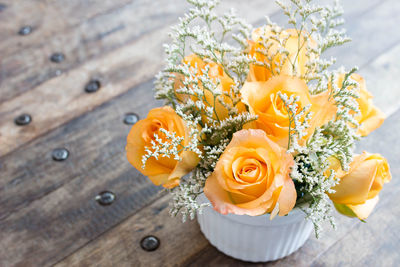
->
[275,0,360,236]
[142,129,185,169]
[330,67,360,126]
[169,170,210,222]
[251,24,291,76]
[277,92,312,153]
[153,0,256,220]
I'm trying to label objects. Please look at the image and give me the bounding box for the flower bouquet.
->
[126,0,392,262]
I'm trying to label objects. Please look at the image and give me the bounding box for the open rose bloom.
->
[204,129,296,217]
[125,0,392,239]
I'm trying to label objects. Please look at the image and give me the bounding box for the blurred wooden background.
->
[0,0,399,266]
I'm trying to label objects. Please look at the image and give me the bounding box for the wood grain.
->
[0,80,164,266]
[0,152,162,266]
[0,79,159,221]
[55,194,209,267]
[359,43,400,117]
[0,0,189,103]
[0,26,165,157]
[0,0,134,56]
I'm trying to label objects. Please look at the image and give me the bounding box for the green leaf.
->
[333,202,357,218]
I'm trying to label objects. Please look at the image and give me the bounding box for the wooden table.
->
[0,0,399,266]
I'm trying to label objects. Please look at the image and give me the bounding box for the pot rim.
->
[198,194,309,227]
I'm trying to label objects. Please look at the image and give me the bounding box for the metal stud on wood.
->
[95,191,116,206]
[14,114,32,126]
[18,26,33,35]
[52,148,69,161]
[140,236,160,251]
[50,53,65,63]
[123,113,139,125]
[85,80,101,93]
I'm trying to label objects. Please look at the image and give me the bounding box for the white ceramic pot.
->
[197,194,314,262]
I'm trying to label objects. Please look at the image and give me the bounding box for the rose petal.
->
[347,196,380,220]
[330,153,377,205]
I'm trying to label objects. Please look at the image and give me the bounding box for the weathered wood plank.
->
[359,43,400,117]
[55,194,208,267]
[0,26,165,157]
[0,0,277,59]
[56,107,400,266]
[309,195,400,267]
[0,153,162,266]
[0,0,190,103]
[0,0,134,55]
[0,0,135,101]
[0,79,159,221]
[0,80,165,266]
[328,0,397,70]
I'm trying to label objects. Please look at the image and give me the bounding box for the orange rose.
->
[248,26,315,82]
[241,75,336,147]
[204,129,296,216]
[329,152,391,220]
[174,54,246,121]
[336,73,385,136]
[126,106,199,188]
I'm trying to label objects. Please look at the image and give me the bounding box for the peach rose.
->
[174,54,246,121]
[329,152,391,220]
[204,129,296,216]
[126,106,199,188]
[336,73,385,136]
[241,75,336,147]
[247,26,315,82]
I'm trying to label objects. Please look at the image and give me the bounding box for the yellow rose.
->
[329,152,391,220]
[174,54,246,121]
[336,73,385,136]
[247,26,315,82]
[241,75,336,147]
[204,129,296,216]
[126,106,199,188]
